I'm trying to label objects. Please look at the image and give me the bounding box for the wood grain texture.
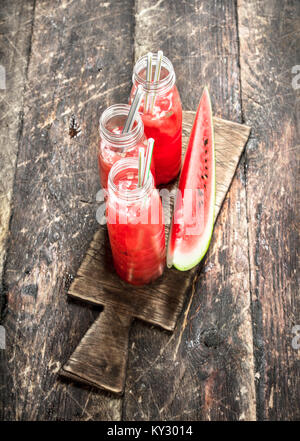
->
[61,307,133,394]
[0,0,35,286]
[62,112,250,395]
[0,0,36,420]
[0,0,134,421]
[238,0,300,420]
[124,0,256,421]
[1,0,298,422]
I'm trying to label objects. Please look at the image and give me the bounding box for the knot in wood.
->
[202,328,222,348]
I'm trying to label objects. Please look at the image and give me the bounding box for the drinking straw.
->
[150,50,163,112]
[122,85,143,133]
[144,52,153,113]
[138,148,145,187]
[142,138,155,186]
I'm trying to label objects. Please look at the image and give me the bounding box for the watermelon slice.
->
[167,87,215,271]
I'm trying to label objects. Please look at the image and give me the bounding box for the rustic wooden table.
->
[0,0,299,421]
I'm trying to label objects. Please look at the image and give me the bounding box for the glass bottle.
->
[106,158,165,285]
[130,54,182,186]
[98,104,151,188]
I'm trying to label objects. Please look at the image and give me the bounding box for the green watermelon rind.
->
[170,87,216,272]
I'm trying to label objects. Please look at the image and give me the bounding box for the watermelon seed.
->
[205,150,207,154]
[204,174,208,179]
[204,138,208,145]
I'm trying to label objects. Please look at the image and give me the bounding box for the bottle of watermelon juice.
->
[106,158,166,285]
[130,54,182,186]
[98,104,154,188]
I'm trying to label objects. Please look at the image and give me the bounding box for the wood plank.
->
[124,0,256,420]
[0,0,36,421]
[61,307,133,394]
[0,0,134,421]
[0,0,35,289]
[238,0,300,420]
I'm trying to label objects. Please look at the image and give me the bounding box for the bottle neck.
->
[132,54,176,96]
[108,158,153,203]
[99,104,144,149]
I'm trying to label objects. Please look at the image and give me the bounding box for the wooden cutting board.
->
[60,111,251,394]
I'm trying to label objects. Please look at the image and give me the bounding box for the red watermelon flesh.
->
[167,87,215,271]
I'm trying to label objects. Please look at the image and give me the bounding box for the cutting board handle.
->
[60,306,133,394]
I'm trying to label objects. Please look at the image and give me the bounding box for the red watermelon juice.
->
[130,54,182,186]
[106,158,165,285]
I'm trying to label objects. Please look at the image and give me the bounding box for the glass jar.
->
[106,158,166,285]
[98,104,153,189]
[130,54,182,186]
